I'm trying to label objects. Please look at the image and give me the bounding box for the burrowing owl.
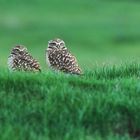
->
[8,45,41,72]
[46,38,82,75]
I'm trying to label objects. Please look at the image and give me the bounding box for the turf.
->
[0,63,140,140]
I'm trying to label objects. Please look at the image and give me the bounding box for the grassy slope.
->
[0,0,140,139]
[0,63,140,140]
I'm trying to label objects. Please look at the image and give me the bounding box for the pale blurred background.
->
[0,0,140,70]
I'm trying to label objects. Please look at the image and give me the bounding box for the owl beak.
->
[55,45,59,49]
[57,43,61,47]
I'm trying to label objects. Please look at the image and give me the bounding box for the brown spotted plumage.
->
[46,38,82,75]
[8,45,41,72]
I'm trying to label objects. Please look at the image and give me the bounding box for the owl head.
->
[47,38,67,51]
[11,45,27,55]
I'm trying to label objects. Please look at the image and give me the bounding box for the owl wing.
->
[17,53,41,72]
[62,52,82,74]
[49,50,82,74]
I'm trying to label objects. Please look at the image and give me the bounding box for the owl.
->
[8,45,41,72]
[46,38,82,75]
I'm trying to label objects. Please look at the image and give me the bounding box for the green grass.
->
[0,63,140,140]
[0,0,140,139]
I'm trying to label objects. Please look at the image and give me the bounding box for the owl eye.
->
[60,42,65,46]
[14,48,20,52]
[50,42,56,46]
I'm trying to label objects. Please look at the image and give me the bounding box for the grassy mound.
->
[0,63,140,140]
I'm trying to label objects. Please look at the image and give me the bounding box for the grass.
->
[0,63,140,140]
[0,0,140,139]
